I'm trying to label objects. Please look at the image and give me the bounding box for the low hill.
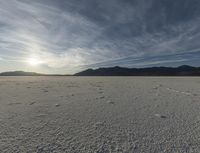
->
[0,71,46,76]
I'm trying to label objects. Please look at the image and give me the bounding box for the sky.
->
[0,0,200,74]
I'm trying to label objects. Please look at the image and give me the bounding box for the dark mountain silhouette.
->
[0,71,46,76]
[74,65,200,76]
[1,65,200,76]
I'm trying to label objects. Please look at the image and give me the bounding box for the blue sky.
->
[0,0,200,74]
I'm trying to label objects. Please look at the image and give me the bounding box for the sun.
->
[27,57,43,66]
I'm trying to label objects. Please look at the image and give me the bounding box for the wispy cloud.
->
[0,0,200,73]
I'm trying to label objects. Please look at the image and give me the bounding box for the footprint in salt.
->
[107,100,115,105]
[8,102,22,106]
[154,114,167,119]
[99,96,105,99]
[43,89,48,93]
[98,91,104,94]
[55,104,60,107]
[29,101,36,105]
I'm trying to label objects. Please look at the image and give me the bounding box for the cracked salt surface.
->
[0,77,200,152]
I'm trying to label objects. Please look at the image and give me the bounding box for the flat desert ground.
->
[0,77,200,153]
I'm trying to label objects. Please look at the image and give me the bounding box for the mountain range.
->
[74,65,200,76]
[0,65,200,76]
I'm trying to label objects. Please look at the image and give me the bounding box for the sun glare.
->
[27,57,43,66]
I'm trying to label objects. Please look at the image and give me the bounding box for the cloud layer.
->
[0,0,200,73]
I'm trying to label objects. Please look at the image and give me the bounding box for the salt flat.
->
[0,77,200,153]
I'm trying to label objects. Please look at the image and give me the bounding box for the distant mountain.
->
[74,65,200,76]
[1,66,200,76]
[0,71,46,76]
[0,71,72,76]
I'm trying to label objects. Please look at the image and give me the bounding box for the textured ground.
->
[0,77,200,153]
